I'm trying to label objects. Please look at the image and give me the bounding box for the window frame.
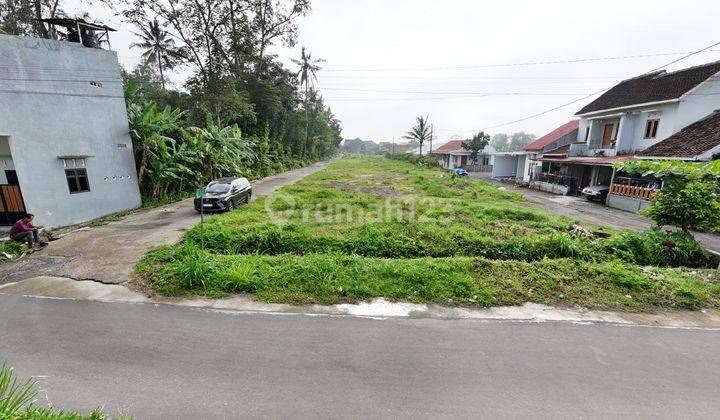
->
[644,119,660,139]
[65,168,91,194]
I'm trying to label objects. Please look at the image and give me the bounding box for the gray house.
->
[0,28,141,229]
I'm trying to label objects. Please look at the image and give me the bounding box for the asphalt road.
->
[1,294,719,419]
[0,160,331,286]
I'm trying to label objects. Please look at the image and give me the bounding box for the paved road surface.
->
[477,176,720,253]
[1,294,719,419]
[0,161,330,286]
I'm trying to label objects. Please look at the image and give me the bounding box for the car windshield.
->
[206,183,231,193]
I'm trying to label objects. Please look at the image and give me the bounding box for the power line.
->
[320,87,590,96]
[474,39,720,131]
[323,50,720,72]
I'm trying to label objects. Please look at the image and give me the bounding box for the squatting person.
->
[9,213,47,248]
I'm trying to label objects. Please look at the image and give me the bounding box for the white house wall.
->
[491,155,518,177]
[0,35,142,228]
[677,72,720,131]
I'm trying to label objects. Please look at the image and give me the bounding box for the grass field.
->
[137,157,720,310]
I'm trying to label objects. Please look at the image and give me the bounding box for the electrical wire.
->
[323,50,720,72]
[469,39,720,131]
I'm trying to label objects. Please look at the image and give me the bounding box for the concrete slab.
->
[3,276,720,329]
[0,276,148,302]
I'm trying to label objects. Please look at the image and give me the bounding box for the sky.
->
[67,0,720,143]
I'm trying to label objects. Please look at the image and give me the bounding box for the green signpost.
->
[196,188,206,249]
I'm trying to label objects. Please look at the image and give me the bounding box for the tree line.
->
[1,0,342,200]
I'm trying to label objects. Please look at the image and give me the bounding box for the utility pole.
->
[430,124,434,153]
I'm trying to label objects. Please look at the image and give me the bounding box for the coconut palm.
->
[130,18,186,90]
[291,47,325,156]
[403,115,432,156]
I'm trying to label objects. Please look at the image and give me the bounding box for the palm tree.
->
[130,19,186,90]
[403,115,432,156]
[291,47,325,156]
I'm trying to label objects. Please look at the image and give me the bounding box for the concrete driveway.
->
[0,161,331,286]
[480,177,720,253]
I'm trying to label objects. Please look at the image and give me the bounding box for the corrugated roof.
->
[638,111,720,158]
[576,61,720,115]
[523,120,579,152]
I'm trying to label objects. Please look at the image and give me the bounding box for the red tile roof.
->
[431,140,467,154]
[638,111,720,159]
[523,120,579,152]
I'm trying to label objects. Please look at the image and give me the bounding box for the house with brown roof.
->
[430,140,496,171]
[492,120,579,182]
[532,60,720,211]
[637,110,720,161]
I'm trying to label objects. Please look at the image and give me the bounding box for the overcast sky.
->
[68,0,720,142]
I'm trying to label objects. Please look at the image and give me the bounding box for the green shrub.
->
[384,152,439,168]
[642,178,720,232]
[604,228,710,267]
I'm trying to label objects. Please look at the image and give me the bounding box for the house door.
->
[602,124,615,148]
[580,166,593,188]
[460,156,467,166]
[0,184,26,225]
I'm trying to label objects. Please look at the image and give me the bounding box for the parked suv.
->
[194,177,252,213]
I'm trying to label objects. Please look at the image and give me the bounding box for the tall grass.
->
[0,362,129,419]
[136,156,717,310]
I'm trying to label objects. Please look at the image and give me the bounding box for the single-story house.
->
[492,120,579,182]
[431,140,496,171]
[0,25,141,228]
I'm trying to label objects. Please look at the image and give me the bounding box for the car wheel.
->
[244,193,251,204]
[227,201,235,212]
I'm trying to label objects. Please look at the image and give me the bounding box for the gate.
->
[0,184,27,225]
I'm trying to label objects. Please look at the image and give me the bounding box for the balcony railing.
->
[569,143,617,157]
[610,177,661,201]
[610,184,658,201]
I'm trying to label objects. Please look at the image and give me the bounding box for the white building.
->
[492,120,579,182]
[0,23,141,228]
[431,140,496,171]
[532,60,720,211]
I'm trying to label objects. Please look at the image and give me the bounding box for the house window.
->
[585,126,590,141]
[66,168,90,193]
[644,119,660,139]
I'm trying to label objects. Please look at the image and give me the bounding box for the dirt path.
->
[0,161,331,286]
[481,176,720,253]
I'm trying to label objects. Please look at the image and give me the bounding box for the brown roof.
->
[431,140,467,154]
[638,111,720,158]
[523,120,579,151]
[576,61,720,115]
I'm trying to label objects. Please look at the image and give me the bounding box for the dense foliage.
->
[138,157,718,310]
[2,0,342,201]
[618,160,720,232]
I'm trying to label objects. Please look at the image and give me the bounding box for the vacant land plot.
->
[138,157,720,310]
